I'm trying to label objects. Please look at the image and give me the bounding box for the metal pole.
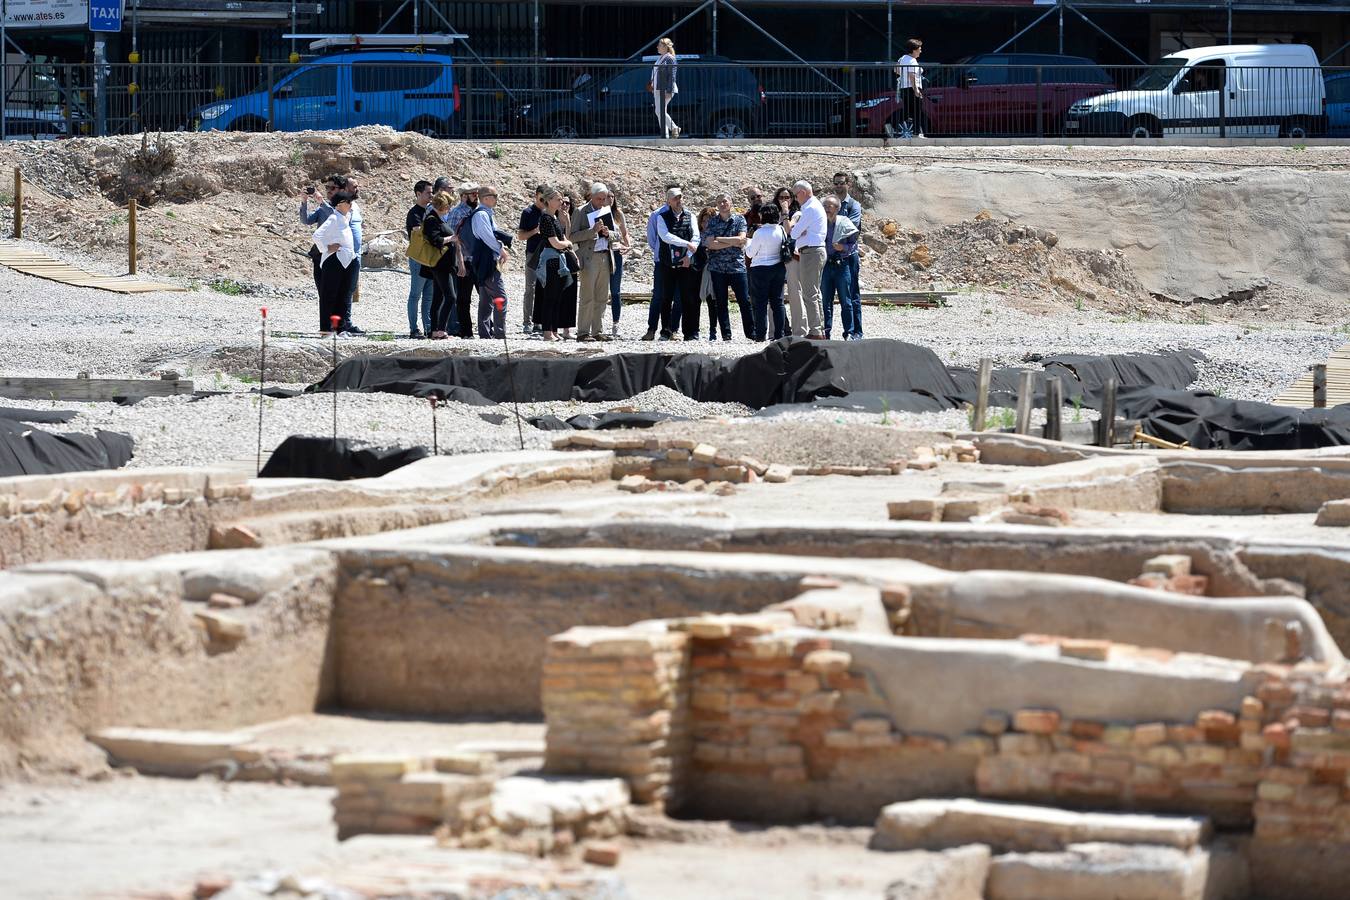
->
[1058,0,1064,55]
[991,6,1059,56]
[256,306,267,475]
[430,396,439,454]
[11,166,20,239]
[2,0,7,143]
[1227,0,1232,45]
[495,297,526,451]
[1314,364,1328,409]
[330,315,340,441]
[94,37,107,137]
[712,0,718,57]
[127,198,137,275]
[886,0,892,63]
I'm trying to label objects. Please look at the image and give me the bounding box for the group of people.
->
[307,168,866,343]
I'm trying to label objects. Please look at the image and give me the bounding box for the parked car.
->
[509,55,766,139]
[852,53,1113,136]
[192,51,460,135]
[1066,43,1325,138]
[1325,71,1350,136]
[2,109,70,140]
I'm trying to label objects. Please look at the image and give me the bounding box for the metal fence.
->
[0,59,1344,141]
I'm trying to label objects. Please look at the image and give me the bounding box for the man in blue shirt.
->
[821,195,861,340]
[701,193,749,341]
[447,183,479,337]
[300,174,344,296]
[468,185,511,339]
[833,172,863,308]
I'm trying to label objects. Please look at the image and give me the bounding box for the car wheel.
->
[1282,118,1313,140]
[227,115,267,133]
[549,117,580,140]
[1127,116,1161,139]
[709,114,747,140]
[886,111,918,139]
[403,116,445,139]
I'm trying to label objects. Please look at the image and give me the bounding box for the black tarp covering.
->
[1116,387,1350,451]
[0,407,77,424]
[526,411,691,431]
[948,350,1203,408]
[308,339,961,409]
[258,436,429,480]
[0,418,134,477]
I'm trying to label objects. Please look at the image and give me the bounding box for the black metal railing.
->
[0,59,1343,141]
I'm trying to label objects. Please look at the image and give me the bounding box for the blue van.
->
[1328,72,1350,136]
[193,51,459,135]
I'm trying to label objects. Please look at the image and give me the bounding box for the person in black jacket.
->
[421,191,459,339]
[405,179,434,338]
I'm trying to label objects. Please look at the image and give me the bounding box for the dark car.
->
[853,53,1114,136]
[1328,71,1350,137]
[510,55,766,139]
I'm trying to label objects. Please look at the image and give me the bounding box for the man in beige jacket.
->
[569,181,616,341]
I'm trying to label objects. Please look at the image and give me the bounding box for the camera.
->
[305,186,316,195]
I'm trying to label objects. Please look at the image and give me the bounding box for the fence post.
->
[847,66,856,138]
[127,198,137,275]
[1218,80,1226,139]
[462,64,474,140]
[1097,378,1118,447]
[1044,376,1062,441]
[266,65,275,131]
[1035,66,1044,138]
[64,64,74,137]
[13,167,22,240]
[1314,363,1328,409]
[1014,371,1035,435]
[972,357,992,432]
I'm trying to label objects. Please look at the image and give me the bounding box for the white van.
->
[1066,44,1325,138]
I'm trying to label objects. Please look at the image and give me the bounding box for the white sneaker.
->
[611,322,620,337]
[671,125,681,139]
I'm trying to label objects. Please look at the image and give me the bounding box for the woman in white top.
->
[893,38,927,138]
[744,203,788,340]
[651,37,680,139]
[313,191,356,333]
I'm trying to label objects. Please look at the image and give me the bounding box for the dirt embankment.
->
[0,130,1344,323]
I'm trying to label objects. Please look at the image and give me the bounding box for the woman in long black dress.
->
[420,191,458,339]
[534,189,578,342]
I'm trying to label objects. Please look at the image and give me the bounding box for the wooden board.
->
[0,376,195,401]
[0,243,185,293]
[1274,342,1350,409]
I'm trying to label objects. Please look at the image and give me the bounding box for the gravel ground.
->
[0,240,1341,469]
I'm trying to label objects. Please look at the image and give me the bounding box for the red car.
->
[853,53,1115,136]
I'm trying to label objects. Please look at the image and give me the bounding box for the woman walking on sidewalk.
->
[651,37,681,139]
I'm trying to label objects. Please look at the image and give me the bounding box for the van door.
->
[1225,62,1274,137]
[272,64,341,131]
[595,66,654,136]
[1167,58,1225,136]
[352,60,444,131]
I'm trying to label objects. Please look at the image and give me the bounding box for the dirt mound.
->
[857,210,1152,313]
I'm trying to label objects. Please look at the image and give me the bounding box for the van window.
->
[353,63,440,94]
[1132,58,1186,91]
[1177,59,1226,94]
[279,66,336,99]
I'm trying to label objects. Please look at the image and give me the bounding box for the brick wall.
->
[540,609,1350,849]
[542,626,691,807]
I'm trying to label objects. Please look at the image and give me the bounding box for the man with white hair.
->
[569,181,617,342]
[654,186,700,340]
[789,179,827,339]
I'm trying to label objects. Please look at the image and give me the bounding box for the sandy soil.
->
[245,712,545,757]
[0,775,922,900]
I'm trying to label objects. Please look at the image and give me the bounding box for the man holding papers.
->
[569,182,622,342]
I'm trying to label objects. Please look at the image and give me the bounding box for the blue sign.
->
[88,0,125,33]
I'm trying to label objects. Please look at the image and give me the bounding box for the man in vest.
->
[653,187,701,341]
[468,185,511,339]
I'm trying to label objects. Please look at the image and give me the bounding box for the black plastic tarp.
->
[258,436,429,480]
[308,339,961,410]
[0,418,134,477]
[948,350,1203,409]
[1117,387,1350,451]
[0,407,77,424]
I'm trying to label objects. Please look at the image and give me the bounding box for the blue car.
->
[193,51,459,135]
[1328,72,1350,137]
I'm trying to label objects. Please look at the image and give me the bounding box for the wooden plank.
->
[0,376,194,401]
[0,241,185,293]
